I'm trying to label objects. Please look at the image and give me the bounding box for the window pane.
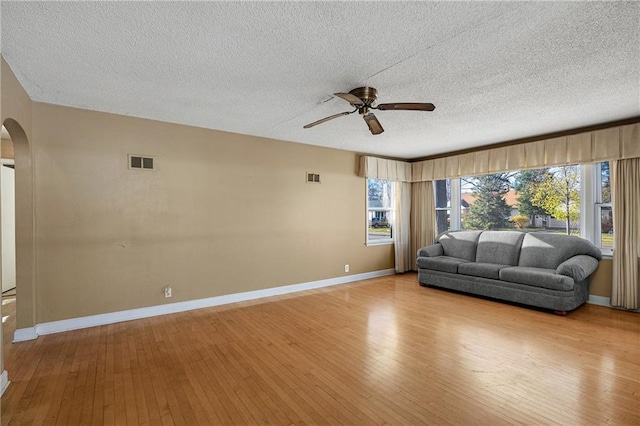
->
[459,166,581,235]
[368,179,393,209]
[367,179,393,243]
[600,206,613,250]
[461,172,514,231]
[600,161,611,203]
[539,165,581,236]
[435,179,450,234]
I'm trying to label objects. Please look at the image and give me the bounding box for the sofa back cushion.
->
[475,231,525,266]
[518,233,602,269]
[437,231,482,262]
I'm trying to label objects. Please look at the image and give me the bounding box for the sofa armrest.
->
[418,243,443,258]
[556,255,600,282]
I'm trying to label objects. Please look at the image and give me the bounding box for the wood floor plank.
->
[2,273,640,425]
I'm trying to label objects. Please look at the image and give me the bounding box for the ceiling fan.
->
[303,86,435,135]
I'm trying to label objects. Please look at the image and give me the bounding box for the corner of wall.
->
[1,369,9,396]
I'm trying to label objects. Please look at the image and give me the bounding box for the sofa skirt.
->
[418,269,590,312]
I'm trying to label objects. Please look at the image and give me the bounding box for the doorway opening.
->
[2,125,16,295]
[1,125,17,364]
[1,117,34,396]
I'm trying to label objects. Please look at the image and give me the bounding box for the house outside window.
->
[367,178,394,245]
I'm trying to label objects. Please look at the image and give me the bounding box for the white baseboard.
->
[587,295,611,307]
[589,295,640,312]
[1,370,9,396]
[13,269,396,341]
[13,326,38,343]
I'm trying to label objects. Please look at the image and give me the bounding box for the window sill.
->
[600,248,613,258]
[366,240,394,247]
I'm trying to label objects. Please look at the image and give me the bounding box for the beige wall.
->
[590,258,612,298]
[1,137,15,159]
[1,58,32,134]
[32,102,393,323]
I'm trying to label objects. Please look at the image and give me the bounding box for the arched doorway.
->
[1,118,36,345]
[2,125,16,295]
[1,125,17,361]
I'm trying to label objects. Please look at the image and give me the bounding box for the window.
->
[434,178,461,235]
[435,161,613,255]
[595,161,613,255]
[367,178,394,244]
[434,179,450,235]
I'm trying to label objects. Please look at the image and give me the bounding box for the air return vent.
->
[306,172,321,184]
[129,155,155,170]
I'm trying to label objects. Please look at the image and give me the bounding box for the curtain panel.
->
[410,181,436,271]
[394,181,412,273]
[611,158,640,310]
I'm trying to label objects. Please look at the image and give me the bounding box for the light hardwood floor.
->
[2,273,639,425]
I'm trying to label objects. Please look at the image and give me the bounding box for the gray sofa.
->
[417,230,603,313]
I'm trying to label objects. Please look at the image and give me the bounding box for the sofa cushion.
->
[458,262,511,280]
[518,233,602,269]
[499,266,575,291]
[475,230,525,265]
[416,256,471,274]
[437,231,482,262]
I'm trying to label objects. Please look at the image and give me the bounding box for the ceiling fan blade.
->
[303,110,354,129]
[376,102,436,111]
[334,92,365,106]
[363,113,384,135]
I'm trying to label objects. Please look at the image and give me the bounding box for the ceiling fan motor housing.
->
[349,87,378,106]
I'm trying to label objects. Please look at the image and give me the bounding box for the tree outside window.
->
[462,173,513,230]
[529,166,580,235]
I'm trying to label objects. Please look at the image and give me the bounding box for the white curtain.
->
[410,181,437,271]
[611,158,640,310]
[394,181,412,273]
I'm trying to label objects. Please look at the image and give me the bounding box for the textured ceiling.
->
[1,1,639,159]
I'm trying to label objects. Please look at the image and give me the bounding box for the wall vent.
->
[129,155,155,170]
[306,172,321,184]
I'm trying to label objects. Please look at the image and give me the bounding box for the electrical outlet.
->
[164,286,172,298]
[344,264,350,273]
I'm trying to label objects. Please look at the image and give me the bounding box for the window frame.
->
[366,178,394,246]
[594,161,613,256]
